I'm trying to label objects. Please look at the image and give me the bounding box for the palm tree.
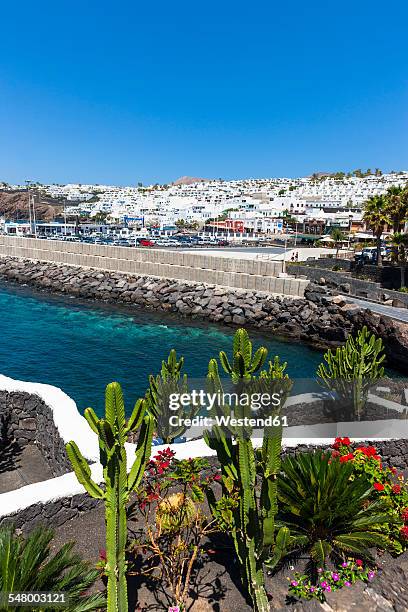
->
[391,232,408,288]
[363,194,389,266]
[0,525,105,611]
[384,186,408,233]
[330,227,345,258]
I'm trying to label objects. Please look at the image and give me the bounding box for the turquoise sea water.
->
[0,281,324,416]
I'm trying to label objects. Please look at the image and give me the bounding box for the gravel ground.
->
[51,506,408,611]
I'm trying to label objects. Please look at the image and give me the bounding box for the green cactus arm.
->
[127,414,154,491]
[204,425,238,480]
[265,526,291,569]
[84,407,100,434]
[233,328,251,366]
[219,351,232,374]
[105,382,126,444]
[125,398,146,434]
[250,346,268,374]
[97,419,116,455]
[65,441,104,499]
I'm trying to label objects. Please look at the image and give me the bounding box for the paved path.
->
[345,295,408,323]
[0,444,53,493]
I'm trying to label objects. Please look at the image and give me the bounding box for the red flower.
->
[355,559,363,566]
[392,484,402,494]
[340,453,354,463]
[99,549,107,562]
[356,445,378,457]
[400,526,408,541]
[373,483,385,491]
[331,450,340,458]
[391,467,397,475]
[213,474,222,481]
[333,437,351,450]
[401,508,408,523]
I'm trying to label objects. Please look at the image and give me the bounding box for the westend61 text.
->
[168,415,289,428]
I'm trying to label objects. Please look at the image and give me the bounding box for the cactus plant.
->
[66,382,154,612]
[204,329,291,612]
[144,349,200,443]
[317,326,385,420]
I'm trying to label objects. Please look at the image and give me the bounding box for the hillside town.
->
[1,170,407,239]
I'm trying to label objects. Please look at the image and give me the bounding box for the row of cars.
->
[36,234,230,248]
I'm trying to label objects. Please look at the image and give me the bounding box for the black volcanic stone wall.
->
[0,390,71,476]
[0,493,101,533]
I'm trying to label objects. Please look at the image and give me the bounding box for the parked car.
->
[138,238,155,247]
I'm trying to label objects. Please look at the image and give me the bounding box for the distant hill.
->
[0,190,63,221]
[172,176,207,185]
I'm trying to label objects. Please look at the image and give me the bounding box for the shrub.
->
[331,438,408,554]
[277,451,391,571]
[0,525,105,611]
[128,451,219,611]
[317,326,385,420]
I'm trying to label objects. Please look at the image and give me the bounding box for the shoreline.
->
[1,254,408,373]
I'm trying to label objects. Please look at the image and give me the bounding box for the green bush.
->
[0,525,105,611]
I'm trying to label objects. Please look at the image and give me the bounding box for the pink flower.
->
[168,607,180,612]
[309,587,315,592]
[332,573,340,581]
[368,571,375,580]
[291,580,298,586]
[341,562,348,567]
[344,581,351,587]
[325,585,332,592]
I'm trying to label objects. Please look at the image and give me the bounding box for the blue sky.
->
[0,0,407,185]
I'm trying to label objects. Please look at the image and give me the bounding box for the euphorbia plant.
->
[317,326,385,420]
[204,329,292,612]
[66,383,155,612]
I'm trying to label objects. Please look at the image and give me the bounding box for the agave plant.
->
[0,525,105,611]
[277,452,392,571]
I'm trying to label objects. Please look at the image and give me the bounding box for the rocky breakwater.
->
[1,256,408,372]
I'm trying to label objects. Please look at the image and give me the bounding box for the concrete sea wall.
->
[0,235,309,297]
